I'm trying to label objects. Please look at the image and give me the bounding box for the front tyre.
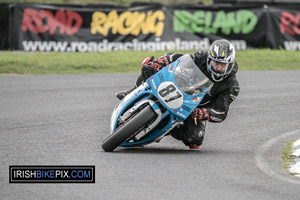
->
[102,105,157,152]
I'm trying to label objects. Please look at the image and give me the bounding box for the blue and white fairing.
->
[109,54,213,146]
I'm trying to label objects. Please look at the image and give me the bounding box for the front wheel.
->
[102,105,157,152]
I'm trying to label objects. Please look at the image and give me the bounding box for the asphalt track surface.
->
[1,71,300,200]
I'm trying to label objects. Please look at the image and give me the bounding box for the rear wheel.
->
[102,105,157,152]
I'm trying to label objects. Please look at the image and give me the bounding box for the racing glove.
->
[142,56,170,71]
[191,108,210,125]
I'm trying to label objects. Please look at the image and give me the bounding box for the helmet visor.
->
[209,60,229,77]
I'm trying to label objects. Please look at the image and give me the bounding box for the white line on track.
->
[255,130,300,185]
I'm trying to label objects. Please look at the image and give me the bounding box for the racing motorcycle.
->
[102,54,213,152]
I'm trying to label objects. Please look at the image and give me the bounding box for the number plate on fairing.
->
[157,81,183,109]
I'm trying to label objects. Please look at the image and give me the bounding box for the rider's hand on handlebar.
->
[191,108,210,125]
[142,56,169,71]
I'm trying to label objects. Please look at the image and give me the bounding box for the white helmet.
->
[207,39,236,82]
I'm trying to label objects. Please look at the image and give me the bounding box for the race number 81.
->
[157,82,183,109]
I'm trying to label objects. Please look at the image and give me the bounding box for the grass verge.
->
[0,49,299,75]
[281,140,295,171]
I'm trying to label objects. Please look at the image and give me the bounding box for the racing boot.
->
[115,87,135,100]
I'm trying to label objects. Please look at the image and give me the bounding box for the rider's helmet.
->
[207,39,236,82]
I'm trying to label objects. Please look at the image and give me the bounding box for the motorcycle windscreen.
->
[174,54,213,95]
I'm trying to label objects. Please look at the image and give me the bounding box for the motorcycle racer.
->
[116,39,240,149]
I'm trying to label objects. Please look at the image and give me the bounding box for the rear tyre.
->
[102,105,157,152]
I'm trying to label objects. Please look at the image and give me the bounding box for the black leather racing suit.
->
[136,51,240,146]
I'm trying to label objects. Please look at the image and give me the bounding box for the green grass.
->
[237,49,300,70]
[0,50,299,75]
[0,51,162,75]
[281,140,296,170]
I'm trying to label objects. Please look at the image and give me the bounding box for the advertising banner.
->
[10,3,167,52]
[0,3,10,49]
[168,5,267,50]
[5,3,300,52]
[267,6,300,50]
